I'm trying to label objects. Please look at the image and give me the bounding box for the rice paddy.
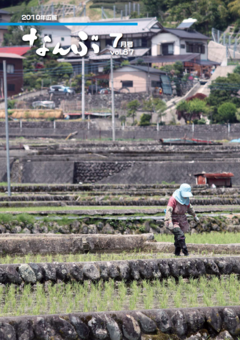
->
[155,232,240,244]
[0,251,187,265]
[1,275,240,317]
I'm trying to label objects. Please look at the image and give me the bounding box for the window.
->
[180,44,185,49]
[121,80,133,87]
[106,39,113,46]
[133,38,142,48]
[151,80,161,87]
[162,43,174,55]
[7,84,15,91]
[7,64,14,74]
[0,63,2,71]
[186,43,205,54]
[61,37,64,41]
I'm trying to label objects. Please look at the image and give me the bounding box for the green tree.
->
[177,99,208,123]
[49,62,73,80]
[3,8,42,47]
[127,100,140,124]
[228,0,240,16]
[217,102,237,123]
[140,113,151,126]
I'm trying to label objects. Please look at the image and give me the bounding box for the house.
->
[0,46,31,56]
[59,18,162,75]
[0,53,24,97]
[151,27,209,60]
[0,10,12,46]
[41,24,71,48]
[111,65,171,94]
[72,17,162,54]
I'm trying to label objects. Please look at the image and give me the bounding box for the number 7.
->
[109,33,123,48]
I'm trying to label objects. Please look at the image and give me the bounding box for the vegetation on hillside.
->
[143,0,239,33]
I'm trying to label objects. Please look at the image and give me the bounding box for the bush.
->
[193,118,206,124]
[8,100,16,109]
[139,113,151,126]
[217,102,237,123]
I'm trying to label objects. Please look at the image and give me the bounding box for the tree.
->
[217,102,237,123]
[207,73,240,122]
[140,113,151,126]
[127,100,140,124]
[228,0,240,16]
[3,7,42,47]
[176,99,208,123]
[121,60,130,66]
[143,97,167,122]
[49,62,73,80]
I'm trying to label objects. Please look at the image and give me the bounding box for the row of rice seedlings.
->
[155,232,240,244]
[1,275,240,317]
[0,250,175,265]
[0,247,228,265]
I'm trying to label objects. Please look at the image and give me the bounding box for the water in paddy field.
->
[0,276,239,317]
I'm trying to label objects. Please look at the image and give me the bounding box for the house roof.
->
[0,10,10,14]
[40,24,71,31]
[72,17,162,37]
[117,65,167,74]
[160,28,210,40]
[130,54,201,64]
[0,46,31,56]
[0,52,24,59]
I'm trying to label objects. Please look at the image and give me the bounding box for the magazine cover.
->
[0,0,239,339]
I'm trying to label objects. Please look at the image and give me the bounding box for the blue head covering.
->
[173,183,193,205]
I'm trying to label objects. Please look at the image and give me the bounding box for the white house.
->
[151,28,209,60]
[40,25,71,48]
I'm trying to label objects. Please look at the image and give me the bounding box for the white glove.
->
[194,216,200,223]
[167,222,174,230]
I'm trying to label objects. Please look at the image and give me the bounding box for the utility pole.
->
[110,55,115,142]
[82,57,85,120]
[3,61,11,196]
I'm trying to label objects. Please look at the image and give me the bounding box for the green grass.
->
[0,206,159,213]
[1,275,240,317]
[155,232,240,244]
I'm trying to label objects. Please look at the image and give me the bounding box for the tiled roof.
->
[0,46,31,56]
[118,65,166,74]
[0,52,24,59]
[72,17,162,36]
[160,28,210,40]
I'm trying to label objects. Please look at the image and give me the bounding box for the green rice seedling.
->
[118,281,127,303]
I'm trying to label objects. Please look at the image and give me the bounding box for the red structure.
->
[194,172,234,187]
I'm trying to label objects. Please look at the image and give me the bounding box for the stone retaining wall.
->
[1,306,240,339]
[0,234,153,256]
[73,162,133,183]
[0,215,238,235]
[0,257,239,285]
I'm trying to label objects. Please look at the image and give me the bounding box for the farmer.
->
[164,183,199,256]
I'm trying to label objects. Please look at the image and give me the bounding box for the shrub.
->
[139,113,151,126]
[217,102,237,123]
[8,100,16,109]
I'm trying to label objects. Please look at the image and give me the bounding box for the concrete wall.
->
[15,159,240,184]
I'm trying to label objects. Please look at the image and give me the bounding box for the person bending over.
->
[164,183,199,256]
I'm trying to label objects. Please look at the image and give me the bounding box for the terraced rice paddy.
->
[1,275,240,317]
[155,232,240,244]
[0,250,231,265]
